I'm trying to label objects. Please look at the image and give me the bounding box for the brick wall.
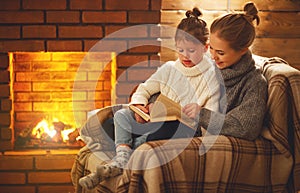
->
[0,0,162,151]
[0,150,77,193]
[0,0,161,191]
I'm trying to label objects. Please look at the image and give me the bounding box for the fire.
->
[31,118,78,143]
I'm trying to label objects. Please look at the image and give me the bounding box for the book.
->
[129,94,195,129]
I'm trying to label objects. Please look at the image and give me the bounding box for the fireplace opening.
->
[9,52,116,149]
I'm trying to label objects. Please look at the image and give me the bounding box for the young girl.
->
[79,8,221,189]
[197,2,268,140]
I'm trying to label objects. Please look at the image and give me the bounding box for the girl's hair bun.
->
[186,7,202,18]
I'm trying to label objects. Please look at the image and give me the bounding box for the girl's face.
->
[209,33,248,69]
[176,40,208,68]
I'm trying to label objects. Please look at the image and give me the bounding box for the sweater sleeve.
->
[199,77,268,141]
[130,63,171,105]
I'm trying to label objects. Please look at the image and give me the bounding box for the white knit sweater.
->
[130,54,220,112]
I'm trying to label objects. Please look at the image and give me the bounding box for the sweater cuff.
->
[198,108,212,130]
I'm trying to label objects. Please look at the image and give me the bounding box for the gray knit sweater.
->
[198,51,268,140]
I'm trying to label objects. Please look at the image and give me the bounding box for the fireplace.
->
[8,51,116,149]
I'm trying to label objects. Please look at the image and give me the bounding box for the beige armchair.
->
[71,56,300,193]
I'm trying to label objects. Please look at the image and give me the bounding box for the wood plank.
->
[162,0,300,11]
[161,10,226,26]
[257,12,300,38]
[162,0,228,10]
[230,0,300,11]
[251,38,300,69]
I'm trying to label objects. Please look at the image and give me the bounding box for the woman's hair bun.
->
[186,7,202,18]
[243,2,260,25]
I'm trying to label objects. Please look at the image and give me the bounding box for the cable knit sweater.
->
[130,54,220,113]
[199,51,268,140]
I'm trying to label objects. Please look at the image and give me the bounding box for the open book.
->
[129,94,195,129]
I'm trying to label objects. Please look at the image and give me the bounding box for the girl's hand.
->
[182,103,201,119]
[133,104,149,123]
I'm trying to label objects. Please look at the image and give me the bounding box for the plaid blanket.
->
[71,57,300,193]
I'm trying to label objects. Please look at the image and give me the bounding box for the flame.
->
[31,118,77,142]
[32,119,57,138]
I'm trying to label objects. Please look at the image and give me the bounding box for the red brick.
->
[47,40,82,51]
[105,25,148,37]
[70,0,102,10]
[13,61,31,72]
[0,26,20,38]
[0,113,11,125]
[116,97,128,104]
[88,91,111,100]
[1,99,12,111]
[117,55,148,67]
[116,82,139,96]
[47,11,80,23]
[0,172,26,184]
[28,171,71,183]
[82,11,126,23]
[51,52,86,61]
[151,0,162,10]
[35,155,76,170]
[128,39,161,53]
[13,83,32,91]
[0,127,12,140]
[23,0,66,10]
[31,82,72,91]
[129,11,160,23]
[23,25,57,38]
[0,40,45,52]
[127,68,156,81]
[72,101,100,111]
[0,71,9,83]
[0,155,33,170]
[150,54,161,67]
[14,102,32,111]
[0,54,9,69]
[0,0,21,10]
[0,186,35,193]
[59,26,103,38]
[14,112,42,122]
[13,52,52,62]
[0,85,10,97]
[106,0,149,10]
[0,141,13,151]
[84,39,127,52]
[0,11,43,23]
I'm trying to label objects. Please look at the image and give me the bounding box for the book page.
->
[149,94,195,128]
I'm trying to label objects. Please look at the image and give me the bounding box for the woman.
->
[195,2,268,140]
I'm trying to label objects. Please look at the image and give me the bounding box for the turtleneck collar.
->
[220,50,255,87]
[174,54,213,77]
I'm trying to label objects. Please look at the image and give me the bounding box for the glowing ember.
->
[31,118,77,142]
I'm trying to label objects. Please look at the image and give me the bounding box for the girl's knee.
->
[114,108,132,120]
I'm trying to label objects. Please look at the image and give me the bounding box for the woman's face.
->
[176,40,208,68]
[209,33,247,69]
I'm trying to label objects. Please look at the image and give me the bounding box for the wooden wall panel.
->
[257,12,300,38]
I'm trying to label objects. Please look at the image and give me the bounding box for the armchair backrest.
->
[257,56,300,191]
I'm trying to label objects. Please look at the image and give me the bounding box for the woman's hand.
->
[133,104,149,123]
[182,103,201,119]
